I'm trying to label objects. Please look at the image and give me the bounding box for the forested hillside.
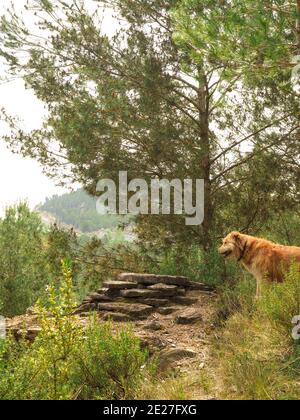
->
[39,189,132,233]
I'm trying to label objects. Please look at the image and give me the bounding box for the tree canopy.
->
[0,0,299,250]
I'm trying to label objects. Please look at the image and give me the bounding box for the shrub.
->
[0,203,50,316]
[156,244,240,286]
[0,260,150,400]
[70,320,148,400]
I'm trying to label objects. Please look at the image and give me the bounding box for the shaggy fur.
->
[218,231,300,297]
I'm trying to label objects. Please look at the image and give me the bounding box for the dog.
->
[218,231,300,297]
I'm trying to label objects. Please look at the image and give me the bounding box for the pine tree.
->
[0,0,299,250]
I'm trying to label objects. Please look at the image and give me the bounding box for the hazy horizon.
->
[0,0,117,217]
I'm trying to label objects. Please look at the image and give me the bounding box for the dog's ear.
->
[232,232,241,243]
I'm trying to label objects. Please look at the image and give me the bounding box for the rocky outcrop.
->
[97,302,153,319]
[6,273,217,382]
[135,298,169,307]
[6,273,216,365]
[118,273,190,286]
[103,281,137,290]
[75,273,214,321]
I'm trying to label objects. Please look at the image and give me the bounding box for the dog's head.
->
[218,231,244,259]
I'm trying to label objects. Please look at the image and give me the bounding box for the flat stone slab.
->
[84,293,113,303]
[144,321,164,331]
[102,312,132,322]
[171,296,198,306]
[177,288,186,296]
[10,327,42,342]
[97,302,153,319]
[118,273,189,286]
[157,307,179,315]
[120,287,177,299]
[136,298,169,307]
[103,281,137,290]
[97,287,122,298]
[175,308,203,325]
[148,283,178,294]
[74,303,97,314]
[97,288,110,294]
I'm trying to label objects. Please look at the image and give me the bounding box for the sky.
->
[0,0,117,217]
[0,79,67,217]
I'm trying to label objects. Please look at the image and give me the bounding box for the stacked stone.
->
[75,273,214,321]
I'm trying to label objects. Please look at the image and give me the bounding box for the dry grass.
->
[136,369,216,400]
[214,266,300,400]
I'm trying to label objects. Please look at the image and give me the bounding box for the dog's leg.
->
[255,277,262,299]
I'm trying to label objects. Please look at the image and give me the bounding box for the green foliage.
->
[173,0,297,84]
[46,223,78,281]
[0,202,144,316]
[0,203,50,317]
[41,189,132,233]
[70,321,148,400]
[155,243,239,286]
[1,0,298,250]
[0,261,150,400]
[262,211,300,246]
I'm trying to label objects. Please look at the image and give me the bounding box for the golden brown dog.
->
[218,231,300,297]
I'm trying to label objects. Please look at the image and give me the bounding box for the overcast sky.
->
[0,0,116,216]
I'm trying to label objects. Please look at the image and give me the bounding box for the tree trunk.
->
[297,0,300,53]
[296,0,300,140]
[198,74,213,251]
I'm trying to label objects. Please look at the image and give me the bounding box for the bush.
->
[0,203,50,316]
[70,321,148,400]
[0,261,150,400]
[156,244,239,286]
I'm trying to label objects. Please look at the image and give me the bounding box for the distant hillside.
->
[39,189,132,233]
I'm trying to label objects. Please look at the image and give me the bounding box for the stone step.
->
[97,302,153,319]
[177,288,186,296]
[102,312,132,322]
[97,288,110,294]
[83,293,113,303]
[170,296,198,306]
[147,283,178,295]
[175,308,203,324]
[135,298,170,308]
[9,326,42,342]
[98,287,122,298]
[156,307,179,315]
[103,281,137,290]
[118,273,189,287]
[120,287,177,299]
[74,303,97,314]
